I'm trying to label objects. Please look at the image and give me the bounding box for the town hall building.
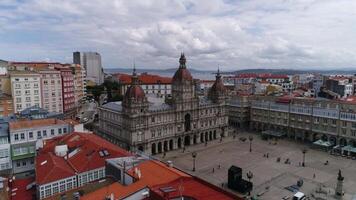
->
[98,54,228,155]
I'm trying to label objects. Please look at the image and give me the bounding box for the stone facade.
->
[98,54,229,154]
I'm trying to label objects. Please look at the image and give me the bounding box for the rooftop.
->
[9,118,68,131]
[82,160,238,200]
[36,132,131,185]
[114,72,172,85]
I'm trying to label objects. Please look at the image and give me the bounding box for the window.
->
[51,129,55,135]
[25,90,30,95]
[16,97,21,103]
[37,131,42,138]
[20,133,25,140]
[15,90,21,96]
[28,131,33,138]
[16,162,20,167]
[34,90,39,95]
[352,123,356,128]
[22,161,26,166]
[43,130,47,137]
[63,128,67,133]
[58,128,62,134]
[14,134,19,141]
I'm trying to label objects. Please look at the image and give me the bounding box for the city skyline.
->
[1,0,356,70]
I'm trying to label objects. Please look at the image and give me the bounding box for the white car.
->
[293,192,306,200]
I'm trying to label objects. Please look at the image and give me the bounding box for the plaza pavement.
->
[156,131,356,200]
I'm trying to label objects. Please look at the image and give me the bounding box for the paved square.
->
[159,131,356,200]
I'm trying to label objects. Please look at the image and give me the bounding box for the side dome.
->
[123,68,146,104]
[123,85,146,103]
[172,53,193,82]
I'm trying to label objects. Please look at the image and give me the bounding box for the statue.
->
[335,169,344,199]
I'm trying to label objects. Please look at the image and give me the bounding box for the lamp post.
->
[246,171,254,196]
[302,148,307,167]
[192,152,197,172]
[249,135,253,152]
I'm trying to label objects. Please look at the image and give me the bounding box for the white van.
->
[293,192,306,200]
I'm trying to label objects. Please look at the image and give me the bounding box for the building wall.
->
[10,73,42,113]
[38,175,77,199]
[0,141,11,172]
[0,75,11,95]
[77,167,105,187]
[248,96,356,147]
[39,70,63,113]
[120,84,171,98]
[57,68,76,118]
[0,95,13,117]
[98,101,228,154]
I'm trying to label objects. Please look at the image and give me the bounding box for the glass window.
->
[63,128,67,133]
[29,132,33,139]
[20,133,25,140]
[37,131,42,138]
[51,129,55,135]
[43,130,47,137]
[14,134,19,141]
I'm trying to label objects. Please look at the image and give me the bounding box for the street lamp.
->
[302,148,307,167]
[249,136,254,152]
[246,171,254,196]
[192,152,197,172]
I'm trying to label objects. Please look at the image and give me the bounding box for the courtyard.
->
[158,131,356,200]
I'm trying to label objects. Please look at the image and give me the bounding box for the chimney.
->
[167,160,173,168]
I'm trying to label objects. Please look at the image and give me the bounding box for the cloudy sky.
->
[0,0,356,70]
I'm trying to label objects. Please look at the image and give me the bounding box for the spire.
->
[132,60,139,85]
[216,66,221,79]
[179,52,186,69]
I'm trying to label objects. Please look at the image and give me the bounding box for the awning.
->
[313,139,332,147]
[342,145,356,153]
[262,130,286,137]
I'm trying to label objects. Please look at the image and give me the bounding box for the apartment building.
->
[227,95,251,130]
[55,66,76,118]
[0,94,13,117]
[10,71,42,113]
[70,64,86,104]
[0,74,11,95]
[0,121,12,174]
[245,96,356,155]
[38,69,63,113]
[9,118,72,174]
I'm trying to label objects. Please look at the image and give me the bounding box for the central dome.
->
[172,53,193,82]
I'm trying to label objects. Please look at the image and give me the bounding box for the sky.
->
[0,0,356,70]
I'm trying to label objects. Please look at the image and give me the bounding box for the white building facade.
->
[10,72,42,113]
[39,69,63,113]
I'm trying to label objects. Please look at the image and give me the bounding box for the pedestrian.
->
[313,173,316,179]
[212,168,215,173]
[267,153,269,158]
[218,164,221,169]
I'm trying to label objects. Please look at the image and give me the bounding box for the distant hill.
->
[233,68,356,75]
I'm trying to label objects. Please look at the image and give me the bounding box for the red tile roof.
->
[11,177,36,200]
[150,176,237,200]
[9,118,68,131]
[36,152,75,185]
[37,132,131,185]
[82,160,240,200]
[114,73,172,84]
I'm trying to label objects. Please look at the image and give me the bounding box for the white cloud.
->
[0,0,355,70]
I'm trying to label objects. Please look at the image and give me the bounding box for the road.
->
[77,101,98,124]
